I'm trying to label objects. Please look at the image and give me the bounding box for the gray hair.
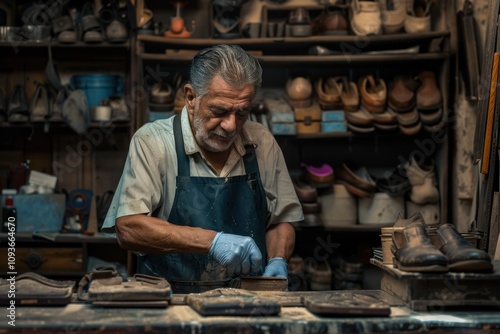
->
[189,44,262,97]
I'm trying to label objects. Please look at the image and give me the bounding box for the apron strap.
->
[173,114,190,176]
[243,144,260,177]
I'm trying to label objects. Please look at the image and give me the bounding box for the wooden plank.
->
[481,52,500,174]
[474,5,500,163]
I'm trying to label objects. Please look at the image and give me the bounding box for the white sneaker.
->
[350,0,382,36]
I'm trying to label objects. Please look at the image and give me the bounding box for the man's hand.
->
[209,232,262,277]
[263,257,288,278]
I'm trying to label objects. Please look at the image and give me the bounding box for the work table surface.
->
[3,290,500,333]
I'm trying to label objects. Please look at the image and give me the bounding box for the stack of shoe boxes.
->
[321,109,347,133]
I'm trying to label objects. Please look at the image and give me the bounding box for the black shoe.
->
[436,224,493,272]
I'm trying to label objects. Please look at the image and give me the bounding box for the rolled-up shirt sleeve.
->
[102,125,165,235]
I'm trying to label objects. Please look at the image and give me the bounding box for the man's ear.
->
[184,84,196,114]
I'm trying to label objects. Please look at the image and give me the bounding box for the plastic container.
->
[358,192,405,225]
[405,201,440,226]
[321,184,357,226]
[71,74,123,108]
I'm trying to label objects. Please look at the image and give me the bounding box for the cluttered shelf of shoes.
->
[290,155,443,231]
[250,68,447,138]
[0,1,132,48]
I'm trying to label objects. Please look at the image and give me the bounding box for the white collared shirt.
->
[102,107,304,235]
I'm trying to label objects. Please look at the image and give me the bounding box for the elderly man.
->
[102,44,303,293]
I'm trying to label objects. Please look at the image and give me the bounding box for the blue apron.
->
[138,115,269,293]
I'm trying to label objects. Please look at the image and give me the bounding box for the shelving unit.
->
[0,1,136,277]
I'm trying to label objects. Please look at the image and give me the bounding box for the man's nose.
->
[220,113,237,133]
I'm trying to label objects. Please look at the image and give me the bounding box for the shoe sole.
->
[336,180,372,198]
[393,259,448,273]
[448,260,493,272]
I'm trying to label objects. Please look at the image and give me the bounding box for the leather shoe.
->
[436,224,493,272]
[340,77,360,112]
[315,77,342,109]
[345,106,375,126]
[358,75,387,113]
[335,161,376,198]
[292,176,318,203]
[302,200,321,214]
[150,82,173,105]
[376,164,411,196]
[392,218,448,272]
[312,8,348,35]
[388,75,419,112]
[416,71,442,111]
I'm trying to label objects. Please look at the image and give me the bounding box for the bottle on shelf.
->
[2,196,17,233]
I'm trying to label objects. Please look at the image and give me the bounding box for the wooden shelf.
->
[139,52,448,64]
[0,40,130,49]
[136,31,450,47]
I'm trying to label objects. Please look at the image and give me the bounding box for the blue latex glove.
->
[263,257,288,278]
[209,232,262,277]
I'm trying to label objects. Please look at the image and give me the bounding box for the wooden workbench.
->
[2,290,500,333]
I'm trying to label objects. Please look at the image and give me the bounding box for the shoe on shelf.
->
[315,77,342,109]
[372,108,397,124]
[388,75,419,112]
[376,163,411,196]
[399,119,422,135]
[335,161,377,198]
[150,82,174,105]
[291,176,318,203]
[347,122,376,134]
[380,0,406,34]
[392,218,448,272]
[51,6,78,44]
[419,107,443,125]
[311,7,348,36]
[344,106,375,126]
[300,163,334,187]
[30,84,50,122]
[81,1,104,43]
[358,75,387,113]
[350,0,382,36]
[436,224,493,273]
[395,106,419,126]
[404,155,439,204]
[404,0,432,33]
[340,77,360,112]
[7,84,30,123]
[415,71,442,111]
[106,19,128,43]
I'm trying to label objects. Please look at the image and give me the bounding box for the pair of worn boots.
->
[391,213,492,273]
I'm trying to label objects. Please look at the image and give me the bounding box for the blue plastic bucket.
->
[71,74,123,108]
